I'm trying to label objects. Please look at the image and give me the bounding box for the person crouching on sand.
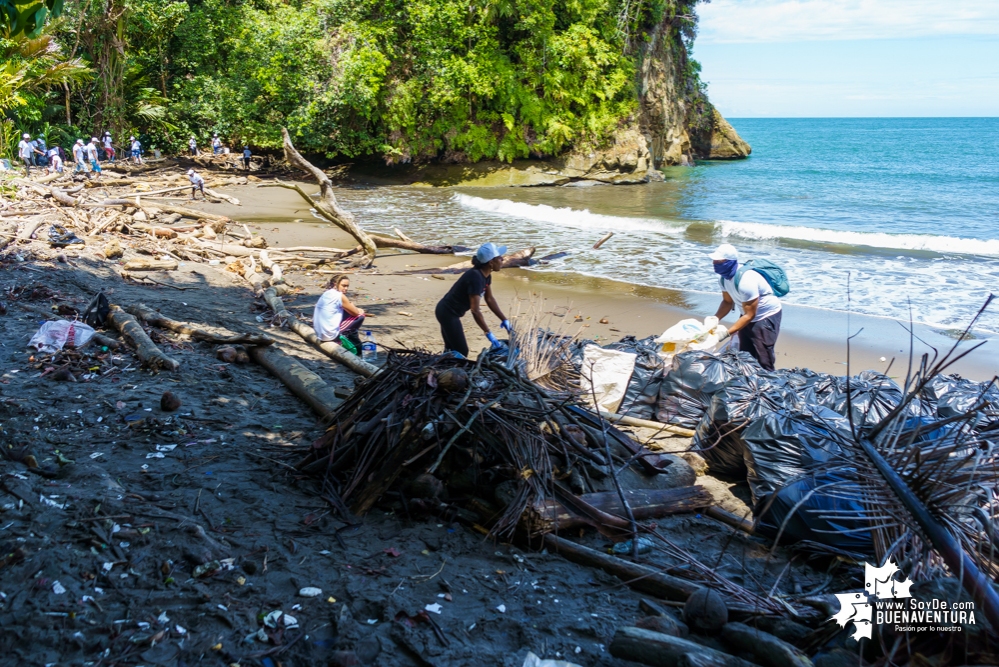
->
[434,242,511,358]
[314,274,367,354]
[711,243,783,371]
[187,168,205,199]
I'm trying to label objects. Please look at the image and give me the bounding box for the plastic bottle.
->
[361,331,377,362]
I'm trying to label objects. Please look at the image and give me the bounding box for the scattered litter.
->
[28,320,96,354]
[52,581,66,595]
[424,603,442,614]
[157,611,170,624]
[155,444,177,452]
[496,604,506,613]
[145,452,165,459]
[298,587,322,597]
[263,610,299,629]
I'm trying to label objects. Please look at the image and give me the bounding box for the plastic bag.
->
[656,349,760,429]
[580,345,637,413]
[753,471,874,558]
[655,316,722,359]
[604,335,666,421]
[48,224,85,247]
[741,406,849,504]
[775,368,909,427]
[922,374,999,430]
[82,292,110,328]
[694,372,804,477]
[28,320,96,354]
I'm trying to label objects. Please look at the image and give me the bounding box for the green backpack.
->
[339,335,359,355]
[720,259,790,297]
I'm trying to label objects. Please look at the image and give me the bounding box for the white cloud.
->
[698,0,999,43]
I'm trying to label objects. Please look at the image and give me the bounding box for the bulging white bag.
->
[28,320,96,354]
[655,316,723,359]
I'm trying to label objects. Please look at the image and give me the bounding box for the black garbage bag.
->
[742,405,849,503]
[48,224,85,247]
[656,349,760,429]
[82,291,110,328]
[921,374,999,430]
[604,335,666,421]
[754,471,874,558]
[777,368,909,427]
[694,371,805,477]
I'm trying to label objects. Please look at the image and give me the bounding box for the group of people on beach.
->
[13,131,146,178]
[312,242,784,372]
[11,132,253,178]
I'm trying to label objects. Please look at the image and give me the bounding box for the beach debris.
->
[599,318,609,324]
[298,586,323,597]
[592,231,614,250]
[683,588,728,633]
[28,320,96,354]
[160,391,181,412]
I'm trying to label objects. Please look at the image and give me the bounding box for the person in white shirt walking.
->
[710,243,783,371]
[188,136,198,156]
[72,139,89,174]
[186,168,205,199]
[17,133,42,175]
[129,136,142,164]
[86,138,102,177]
[102,132,115,161]
[212,134,222,155]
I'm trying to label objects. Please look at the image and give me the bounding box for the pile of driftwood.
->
[294,348,712,538]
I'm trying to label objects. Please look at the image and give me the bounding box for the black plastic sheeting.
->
[656,350,761,429]
[693,372,805,477]
[753,471,875,558]
[602,336,666,421]
[782,369,907,427]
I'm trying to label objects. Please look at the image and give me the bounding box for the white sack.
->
[580,345,637,414]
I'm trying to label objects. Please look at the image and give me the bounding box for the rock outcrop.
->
[690,108,752,159]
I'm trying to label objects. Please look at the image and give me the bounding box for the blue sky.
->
[693,0,999,117]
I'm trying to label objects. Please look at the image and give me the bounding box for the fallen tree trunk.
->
[261,287,378,377]
[85,199,231,222]
[446,246,535,270]
[107,305,180,371]
[261,128,377,264]
[125,303,274,346]
[529,487,712,533]
[248,345,341,419]
[370,234,457,255]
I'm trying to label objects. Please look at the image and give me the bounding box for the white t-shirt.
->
[131,140,140,151]
[18,140,32,158]
[73,144,85,161]
[212,137,221,147]
[103,135,112,148]
[189,139,197,149]
[721,267,782,322]
[188,173,204,186]
[85,143,99,160]
[313,289,344,341]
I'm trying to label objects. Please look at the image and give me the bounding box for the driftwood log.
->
[261,287,378,377]
[598,411,696,438]
[122,258,178,272]
[529,487,712,533]
[107,305,180,371]
[260,128,377,264]
[125,303,274,346]
[258,249,283,283]
[248,345,341,419]
[610,627,759,667]
[445,246,536,271]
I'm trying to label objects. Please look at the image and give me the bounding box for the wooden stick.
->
[247,345,341,419]
[259,249,283,284]
[107,305,179,371]
[529,487,712,533]
[593,232,614,250]
[125,303,274,346]
[261,287,378,377]
[542,533,699,603]
[598,411,696,437]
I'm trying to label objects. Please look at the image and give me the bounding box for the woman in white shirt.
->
[313,274,366,353]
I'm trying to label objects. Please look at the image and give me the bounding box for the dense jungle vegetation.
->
[1,0,706,162]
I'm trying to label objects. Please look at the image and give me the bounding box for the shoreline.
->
[202,182,997,382]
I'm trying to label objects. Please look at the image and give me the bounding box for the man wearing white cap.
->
[187,168,205,199]
[434,242,512,357]
[86,138,102,177]
[17,133,42,175]
[710,243,783,371]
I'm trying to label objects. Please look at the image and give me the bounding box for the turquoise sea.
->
[336,118,999,333]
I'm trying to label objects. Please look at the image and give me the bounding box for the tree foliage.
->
[4,0,708,162]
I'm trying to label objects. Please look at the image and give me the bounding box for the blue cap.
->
[475,242,507,264]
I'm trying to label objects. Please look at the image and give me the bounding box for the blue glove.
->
[486,332,502,349]
[500,319,512,332]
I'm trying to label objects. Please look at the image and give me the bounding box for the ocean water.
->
[335,118,999,333]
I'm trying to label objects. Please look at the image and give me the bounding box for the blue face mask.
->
[713,259,738,280]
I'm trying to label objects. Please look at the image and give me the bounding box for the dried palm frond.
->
[507,295,583,391]
[783,296,999,631]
